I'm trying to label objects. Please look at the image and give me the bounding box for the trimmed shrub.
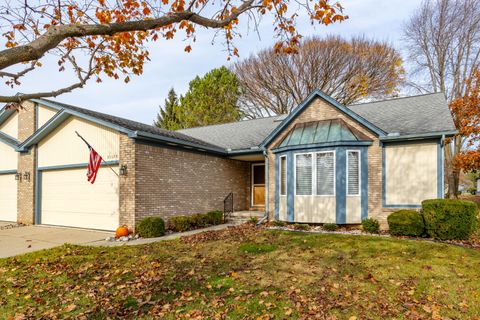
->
[136,217,165,238]
[293,223,309,230]
[387,210,425,237]
[206,210,224,225]
[191,213,209,228]
[362,218,380,234]
[169,216,192,232]
[271,220,286,227]
[422,199,478,240]
[323,223,338,232]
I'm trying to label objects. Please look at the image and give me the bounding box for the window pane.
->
[296,154,312,195]
[347,151,360,195]
[280,157,287,196]
[253,165,265,184]
[316,152,335,195]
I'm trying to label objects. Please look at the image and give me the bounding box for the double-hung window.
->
[316,152,335,195]
[347,150,360,196]
[295,151,335,196]
[295,154,313,195]
[280,156,287,196]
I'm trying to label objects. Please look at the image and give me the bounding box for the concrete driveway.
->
[0,222,113,259]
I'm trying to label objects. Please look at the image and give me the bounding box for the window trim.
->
[294,152,314,196]
[346,150,361,196]
[294,151,336,197]
[315,150,336,197]
[279,155,287,196]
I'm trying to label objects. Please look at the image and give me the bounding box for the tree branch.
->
[0,1,255,71]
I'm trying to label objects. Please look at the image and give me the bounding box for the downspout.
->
[256,150,269,226]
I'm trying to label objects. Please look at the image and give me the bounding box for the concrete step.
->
[228,211,265,218]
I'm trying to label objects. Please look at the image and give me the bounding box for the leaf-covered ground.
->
[1,225,480,319]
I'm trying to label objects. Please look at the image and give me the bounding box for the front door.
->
[252,163,266,207]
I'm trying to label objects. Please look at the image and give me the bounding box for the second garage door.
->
[0,174,17,222]
[40,167,119,231]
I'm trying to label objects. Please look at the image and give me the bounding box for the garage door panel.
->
[41,167,119,230]
[0,174,17,222]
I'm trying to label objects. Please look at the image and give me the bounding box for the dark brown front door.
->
[252,163,266,207]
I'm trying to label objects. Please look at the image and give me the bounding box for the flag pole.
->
[75,131,119,178]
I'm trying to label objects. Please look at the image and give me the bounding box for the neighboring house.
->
[477,177,480,195]
[0,90,456,231]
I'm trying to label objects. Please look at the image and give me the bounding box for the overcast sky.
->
[3,0,421,124]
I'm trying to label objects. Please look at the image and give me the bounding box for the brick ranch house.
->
[0,90,456,231]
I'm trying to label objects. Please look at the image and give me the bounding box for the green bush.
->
[136,217,165,238]
[323,223,338,232]
[169,211,224,233]
[422,199,478,240]
[387,210,425,237]
[293,223,309,230]
[191,213,209,228]
[169,216,192,232]
[270,220,286,227]
[249,217,259,224]
[362,218,380,234]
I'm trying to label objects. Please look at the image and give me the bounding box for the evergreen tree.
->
[178,66,242,128]
[154,88,182,130]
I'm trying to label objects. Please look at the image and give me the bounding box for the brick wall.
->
[266,97,383,221]
[133,141,250,223]
[17,101,36,224]
[119,134,136,228]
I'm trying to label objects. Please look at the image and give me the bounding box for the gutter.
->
[131,130,227,156]
[379,130,458,142]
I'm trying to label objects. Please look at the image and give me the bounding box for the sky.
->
[2,0,422,125]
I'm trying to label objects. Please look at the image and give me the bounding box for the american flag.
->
[87,147,103,184]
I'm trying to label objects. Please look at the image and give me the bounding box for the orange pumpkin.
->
[116,225,129,238]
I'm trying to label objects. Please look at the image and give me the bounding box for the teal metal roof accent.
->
[261,89,387,148]
[0,131,20,149]
[278,119,372,148]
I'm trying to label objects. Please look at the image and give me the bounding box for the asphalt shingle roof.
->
[178,115,285,151]
[35,98,220,149]
[179,93,456,150]
[348,93,456,135]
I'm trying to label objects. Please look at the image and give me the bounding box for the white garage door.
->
[0,174,17,222]
[40,167,119,230]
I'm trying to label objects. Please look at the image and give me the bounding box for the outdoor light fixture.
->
[23,172,30,182]
[119,164,128,176]
[15,173,21,181]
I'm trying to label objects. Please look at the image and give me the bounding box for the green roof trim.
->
[261,89,387,148]
[278,119,372,148]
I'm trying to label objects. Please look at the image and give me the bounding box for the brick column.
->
[17,101,36,224]
[119,134,136,230]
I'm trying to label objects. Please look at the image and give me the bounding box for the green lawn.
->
[1,225,480,319]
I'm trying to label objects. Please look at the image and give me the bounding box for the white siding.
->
[279,196,287,220]
[0,174,17,222]
[38,116,119,167]
[294,196,336,223]
[0,143,17,171]
[385,142,438,205]
[345,197,361,223]
[41,167,119,230]
[0,113,18,139]
[37,105,58,129]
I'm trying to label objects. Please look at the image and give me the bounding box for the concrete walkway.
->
[90,223,237,247]
[0,224,112,259]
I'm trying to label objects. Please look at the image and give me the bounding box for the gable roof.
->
[178,115,284,152]
[261,90,388,148]
[349,93,456,136]
[18,98,225,154]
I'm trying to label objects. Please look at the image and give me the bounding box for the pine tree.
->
[154,88,182,130]
[178,66,242,128]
